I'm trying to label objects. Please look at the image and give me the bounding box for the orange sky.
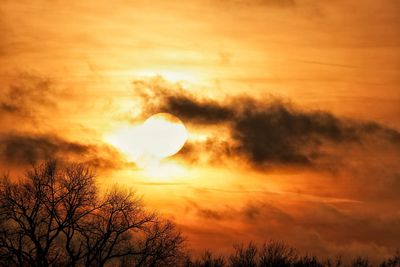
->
[1,0,399,263]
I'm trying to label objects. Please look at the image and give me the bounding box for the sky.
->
[1,0,399,263]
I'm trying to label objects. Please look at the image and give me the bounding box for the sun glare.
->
[141,113,188,158]
[104,113,188,177]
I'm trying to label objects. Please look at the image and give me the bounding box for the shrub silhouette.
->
[258,241,297,267]
[184,250,226,267]
[229,242,258,267]
[0,160,184,267]
[294,256,324,267]
[380,251,400,267]
[351,257,372,267]
[185,242,399,267]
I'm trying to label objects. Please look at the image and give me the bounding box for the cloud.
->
[0,72,57,120]
[165,95,235,124]
[0,132,122,169]
[0,72,130,171]
[136,79,400,170]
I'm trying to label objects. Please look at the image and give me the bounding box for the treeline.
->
[184,242,400,267]
[0,160,398,267]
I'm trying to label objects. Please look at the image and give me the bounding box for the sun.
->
[141,113,188,158]
[104,113,188,163]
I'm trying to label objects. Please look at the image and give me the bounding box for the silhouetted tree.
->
[380,251,400,267]
[185,250,226,267]
[258,240,297,267]
[294,255,324,267]
[351,257,372,267]
[0,160,184,267]
[325,256,342,267]
[229,242,257,267]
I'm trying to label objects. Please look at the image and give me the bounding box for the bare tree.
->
[258,240,297,267]
[184,250,226,267]
[0,160,184,267]
[325,256,342,267]
[380,251,400,267]
[351,257,372,267]
[294,255,324,267]
[229,242,258,267]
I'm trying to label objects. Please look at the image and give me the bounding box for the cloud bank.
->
[136,80,400,171]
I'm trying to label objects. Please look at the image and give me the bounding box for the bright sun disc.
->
[141,113,187,158]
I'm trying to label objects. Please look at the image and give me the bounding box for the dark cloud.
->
[165,95,234,124]
[138,81,400,169]
[0,72,127,171]
[0,73,56,119]
[0,133,85,164]
[0,102,20,113]
[0,132,122,169]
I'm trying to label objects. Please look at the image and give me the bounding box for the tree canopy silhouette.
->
[0,160,184,267]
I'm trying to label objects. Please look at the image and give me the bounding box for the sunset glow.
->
[1,0,399,265]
